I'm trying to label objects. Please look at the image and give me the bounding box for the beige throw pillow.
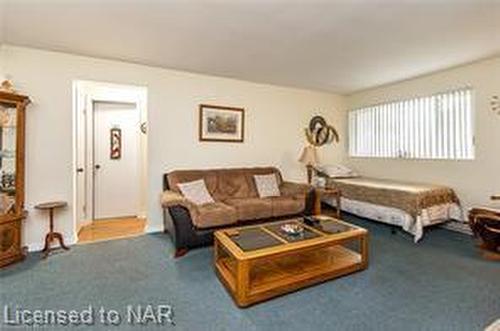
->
[485,319,500,331]
[177,179,214,205]
[254,174,280,198]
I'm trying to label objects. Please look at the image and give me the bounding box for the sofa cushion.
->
[225,198,273,221]
[168,170,218,196]
[214,170,252,200]
[177,179,214,205]
[166,167,283,200]
[194,202,237,229]
[269,196,305,217]
[254,174,280,198]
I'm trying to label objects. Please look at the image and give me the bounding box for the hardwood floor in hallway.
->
[78,217,146,244]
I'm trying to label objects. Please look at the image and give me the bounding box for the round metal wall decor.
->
[305,115,339,147]
[308,116,327,133]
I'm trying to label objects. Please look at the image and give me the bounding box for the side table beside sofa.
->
[314,187,341,218]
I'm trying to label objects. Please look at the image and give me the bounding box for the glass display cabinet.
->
[0,90,30,268]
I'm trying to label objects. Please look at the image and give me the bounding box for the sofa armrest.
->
[161,190,198,216]
[280,181,313,199]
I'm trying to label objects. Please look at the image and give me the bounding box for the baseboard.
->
[26,233,78,252]
[145,223,163,234]
[76,219,92,234]
[26,242,44,252]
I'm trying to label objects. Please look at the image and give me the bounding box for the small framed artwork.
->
[199,104,245,142]
[110,127,121,159]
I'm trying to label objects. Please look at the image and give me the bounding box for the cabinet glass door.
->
[0,103,17,216]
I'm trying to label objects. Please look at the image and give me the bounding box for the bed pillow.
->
[254,174,281,198]
[318,164,359,178]
[177,179,215,205]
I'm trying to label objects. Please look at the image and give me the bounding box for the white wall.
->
[0,46,5,81]
[1,45,346,251]
[0,0,4,47]
[346,56,500,211]
[0,0,4,80]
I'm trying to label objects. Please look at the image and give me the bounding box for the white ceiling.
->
[1,0,500,94]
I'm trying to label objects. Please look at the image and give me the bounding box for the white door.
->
[93,102,140,219]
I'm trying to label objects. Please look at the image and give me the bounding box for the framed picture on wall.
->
[199,104,245,142]
[110,127,122,159]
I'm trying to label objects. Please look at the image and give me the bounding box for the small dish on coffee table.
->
[280,223,304,236]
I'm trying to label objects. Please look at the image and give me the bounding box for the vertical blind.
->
[348,88,474,160]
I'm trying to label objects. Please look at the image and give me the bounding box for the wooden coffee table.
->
[214,216,368,307]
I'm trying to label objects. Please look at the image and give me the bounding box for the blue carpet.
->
[1,214,499,331]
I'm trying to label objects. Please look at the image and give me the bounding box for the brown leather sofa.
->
[161,167,314,256]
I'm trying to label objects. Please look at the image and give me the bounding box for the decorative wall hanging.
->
[199,104,244,142]
[110,128,122,159]
[491,96,500,115]
[305,115,339,147]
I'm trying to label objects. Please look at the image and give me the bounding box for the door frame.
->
[72,81,148,238]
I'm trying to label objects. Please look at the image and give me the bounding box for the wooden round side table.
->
[314,187,341,218]
[35,201,69,258]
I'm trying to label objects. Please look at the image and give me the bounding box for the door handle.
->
[76,168,84,173]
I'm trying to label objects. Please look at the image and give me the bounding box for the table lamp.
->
[299,145,318,184]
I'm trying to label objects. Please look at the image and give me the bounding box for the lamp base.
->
[306,165,314,185]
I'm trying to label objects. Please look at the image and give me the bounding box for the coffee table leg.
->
[236,260,250,307]
[214,237,220,262]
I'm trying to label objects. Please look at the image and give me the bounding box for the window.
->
[348,88,474,160]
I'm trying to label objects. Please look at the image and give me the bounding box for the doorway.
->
[73,81,148,244]
[93,101,139,219]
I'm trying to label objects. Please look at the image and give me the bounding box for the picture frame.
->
[199,104,245,142]
[110,127,122,159]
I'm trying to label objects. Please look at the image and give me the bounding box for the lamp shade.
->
[298,145,318,166]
